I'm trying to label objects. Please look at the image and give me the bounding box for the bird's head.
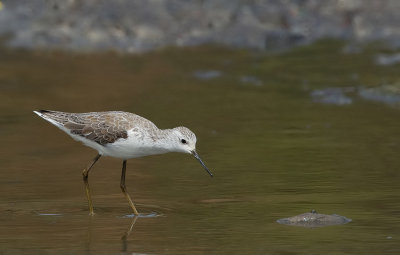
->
[172,126,213,177]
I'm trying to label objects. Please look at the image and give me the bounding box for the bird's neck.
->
[149,129,177,151]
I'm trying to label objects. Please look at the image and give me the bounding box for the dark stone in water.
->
[277,210,351,228]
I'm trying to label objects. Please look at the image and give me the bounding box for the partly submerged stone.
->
[310,87,353,105]
[375,53,400,66]
[358,85,400,106]
[239,75,263,86]
[277,210,351,228]
[192,70,223,80]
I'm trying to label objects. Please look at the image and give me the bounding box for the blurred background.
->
[1,0,400,254]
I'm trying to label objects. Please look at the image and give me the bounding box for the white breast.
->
[101,128,170,159]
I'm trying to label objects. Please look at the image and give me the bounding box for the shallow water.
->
[1,41,400,254]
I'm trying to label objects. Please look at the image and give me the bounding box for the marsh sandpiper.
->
[34,110,213,216]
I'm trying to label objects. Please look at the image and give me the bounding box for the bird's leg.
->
[120,160,139,215]
[82,154,101,216]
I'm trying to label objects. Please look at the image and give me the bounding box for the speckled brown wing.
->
[40,110,131,145]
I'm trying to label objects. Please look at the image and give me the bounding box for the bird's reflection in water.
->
[82,214,138,254]
[121,212,162,253]
[85,216,94,255]
[83,211,161,254]
[121,216,138,252]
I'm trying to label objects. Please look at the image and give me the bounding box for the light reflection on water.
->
[1,42,400,254]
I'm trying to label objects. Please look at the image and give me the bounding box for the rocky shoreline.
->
[0,0,399,53]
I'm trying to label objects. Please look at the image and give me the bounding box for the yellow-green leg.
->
[120,160,139,215]
[82,154,101,216]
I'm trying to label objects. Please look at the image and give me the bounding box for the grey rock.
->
[277,210,352,228]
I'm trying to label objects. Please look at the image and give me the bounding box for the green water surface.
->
[0,40,399,254]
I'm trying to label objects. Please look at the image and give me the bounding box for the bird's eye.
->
[181,139,187,144]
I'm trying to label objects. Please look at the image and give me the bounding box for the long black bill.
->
[191,150,213,177]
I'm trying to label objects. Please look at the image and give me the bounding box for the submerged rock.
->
[239,75,263,86]
[310,87,354,105]
[358,85,400,106]
[375,53,400,66]
[277,210,352,228]
[192,70,222,80]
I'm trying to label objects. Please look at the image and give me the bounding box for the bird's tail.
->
[33,110,66,128]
